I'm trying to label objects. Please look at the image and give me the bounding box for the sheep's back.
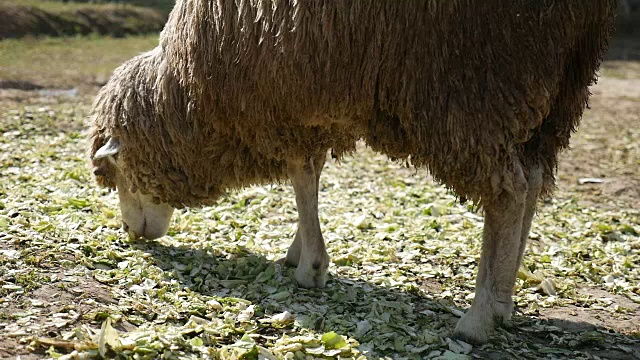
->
[162,0,617,201]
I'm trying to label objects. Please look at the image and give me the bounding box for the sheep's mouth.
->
[91,159,118,189]
[122,220,142,240]
[119,195,174,241]
[123,216,152,240]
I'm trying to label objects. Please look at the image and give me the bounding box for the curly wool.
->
[91,0,617,207]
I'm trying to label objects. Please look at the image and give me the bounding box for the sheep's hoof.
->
[453,301,512,345]
[295,262,328,289]
[453,308,494,345]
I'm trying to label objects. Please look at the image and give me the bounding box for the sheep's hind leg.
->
[287,155,329,288]
[516,164,543,276]
[454,160,540,344]
[284,154,326,267]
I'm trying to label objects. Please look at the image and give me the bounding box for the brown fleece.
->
[91,1,617,208]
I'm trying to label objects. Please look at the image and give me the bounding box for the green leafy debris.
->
[1,63,639,360]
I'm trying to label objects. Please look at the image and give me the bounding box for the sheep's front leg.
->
[286,155,329,288]
[454,160,540,344]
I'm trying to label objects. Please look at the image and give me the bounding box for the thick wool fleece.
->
[92,0,617,207]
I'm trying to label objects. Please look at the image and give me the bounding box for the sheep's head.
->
[92,137,174,240]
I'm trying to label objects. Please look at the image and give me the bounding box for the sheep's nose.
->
[122,221,129,232]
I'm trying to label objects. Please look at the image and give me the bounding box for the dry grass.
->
[0,0,167,40]
[2,0,172,13]
[601,61,640,79]
[0,35,158,90]
[0,34,638,359]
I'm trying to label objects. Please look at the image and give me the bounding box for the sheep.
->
[90,0,617,344]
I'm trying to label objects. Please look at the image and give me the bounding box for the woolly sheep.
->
[90,0,617,344]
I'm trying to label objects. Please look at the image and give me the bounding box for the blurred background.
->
[0,0,638,93]
[0,0,176,91]
[619,0,640,35]
[0,2,638,359]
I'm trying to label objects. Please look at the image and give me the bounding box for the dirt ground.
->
[557,64,640,209]
[0,49,639,360]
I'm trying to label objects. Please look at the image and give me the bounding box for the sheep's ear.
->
[94,137,120,159]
